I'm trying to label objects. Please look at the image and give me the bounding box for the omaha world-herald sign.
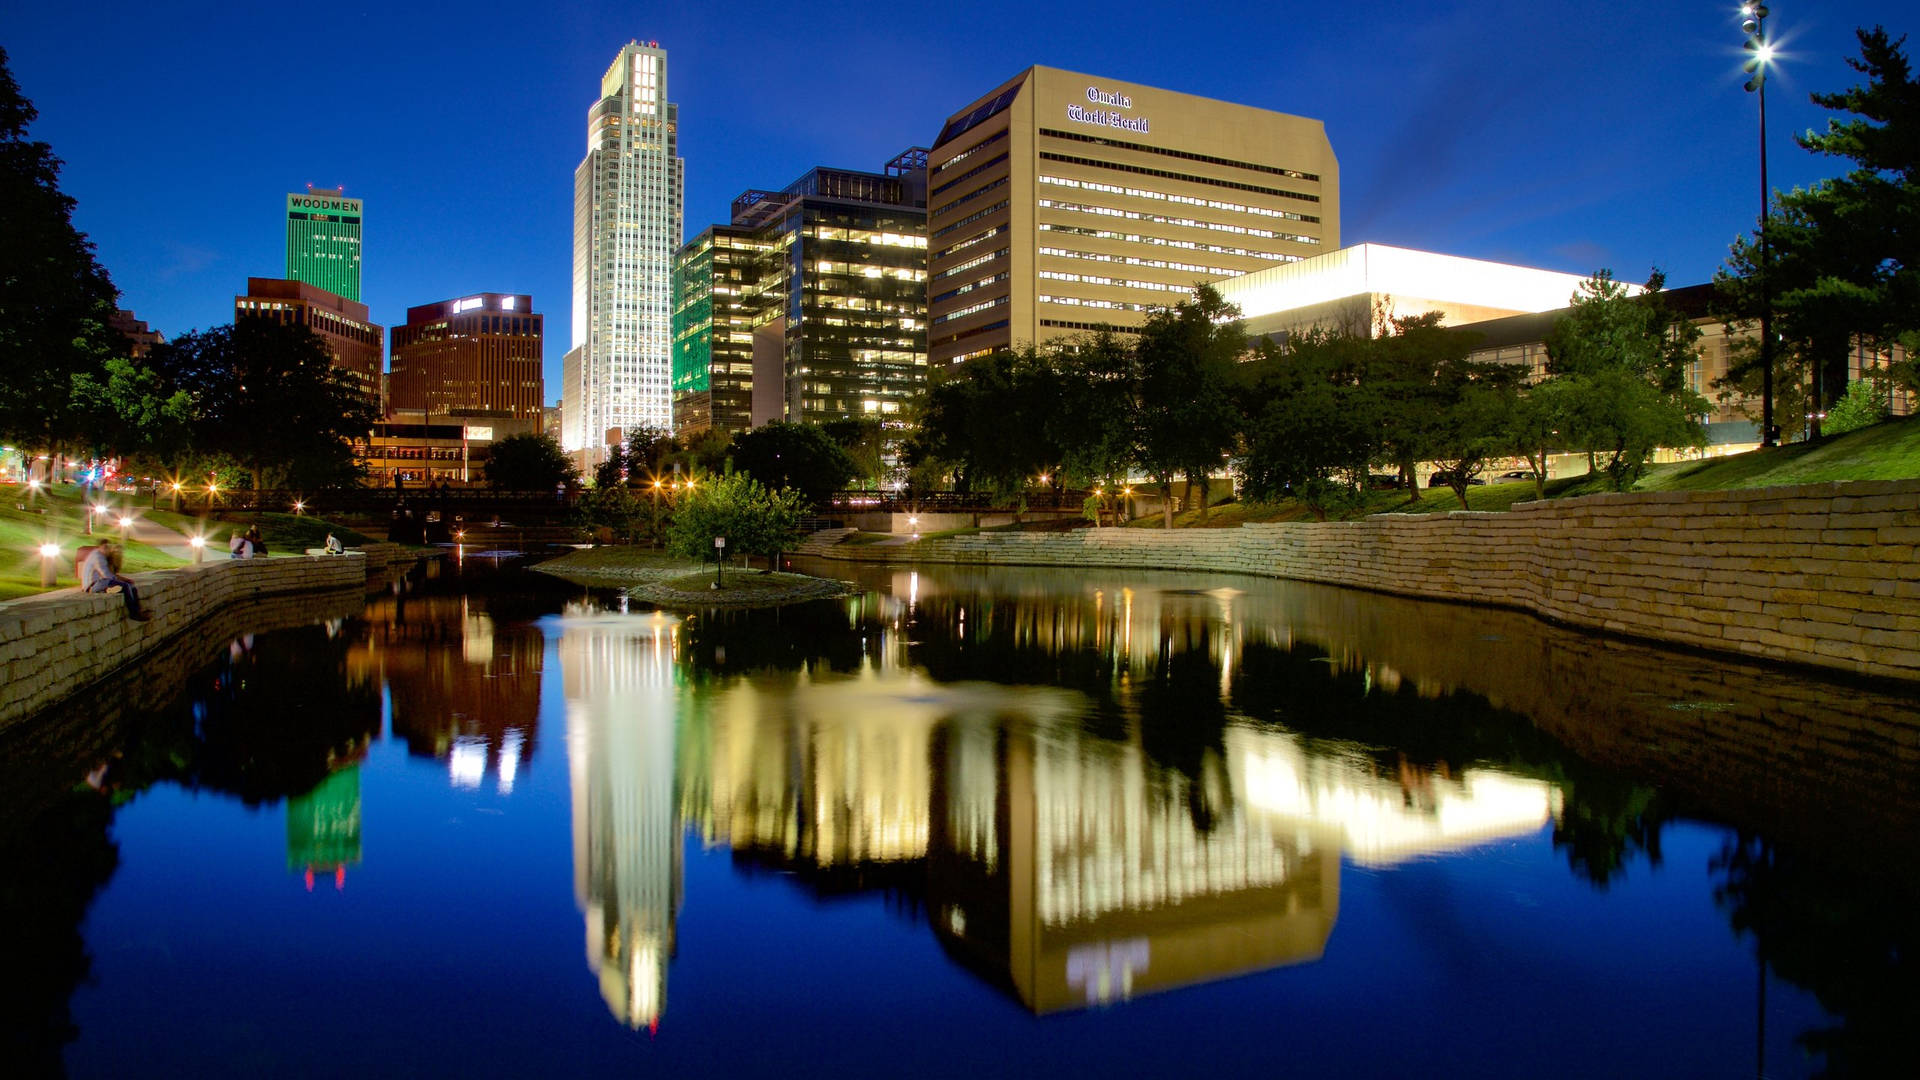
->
[1066,85,1150,134]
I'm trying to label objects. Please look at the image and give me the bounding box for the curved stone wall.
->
[803,480,1920,682]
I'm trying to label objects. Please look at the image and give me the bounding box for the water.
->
[5,557,1916,1078]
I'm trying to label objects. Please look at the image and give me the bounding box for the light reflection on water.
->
[10,558,1918,1077]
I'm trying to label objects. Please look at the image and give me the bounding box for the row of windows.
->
[1038,270,1185,294]
[932,199,1009,239]
[932,271,1010,305]
[930,152,1009,198]
[932,246,1010,282]
[1037,198,1318,247]
[1038,127,1319,182]
[931,317,1010,350]
[933,224,1008,262]
[932,129,1008,176]
[931,174,1010,219]
[1037,294,1153,313]
[1038,245,1240,277]
[1038,151,1320,206]
[932,295,1009,325]
[1039,318,1143,335]
[1039,173,1315,229]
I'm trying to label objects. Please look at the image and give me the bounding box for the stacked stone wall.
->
[808,480,1920,682]
[0,549,409,728]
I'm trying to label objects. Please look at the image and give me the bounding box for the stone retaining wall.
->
[0,544,420,728]
[806,479,1920,682]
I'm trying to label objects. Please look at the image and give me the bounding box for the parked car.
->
[1497,470,1539,482]
[1365,473,1403,490]
[1427,471,1487,488]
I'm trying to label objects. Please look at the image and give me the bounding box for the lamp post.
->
[189,534,205,564]
[1742,3,1777,447]
[39,542,59,588]
[118,515,133,543]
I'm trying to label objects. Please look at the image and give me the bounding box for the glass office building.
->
[671,151,928,439]
[565,40,683,467]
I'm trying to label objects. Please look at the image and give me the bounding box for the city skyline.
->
[6,0,1911,395]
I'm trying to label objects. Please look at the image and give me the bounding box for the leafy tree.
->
[818,416,887,487]
[728,421,858,507]
[1047,331,1138,498]
[484,432,577,490]
[1236,331,1374,520]
[665,472,809,569]
[0,47,121,457]
[1719,27,1920,436]
[1545,270,1707,490]
[1505,379,1576,501]
[1136,285,1244,526]
[907,347,1061,501]
[1822,376,1891,435]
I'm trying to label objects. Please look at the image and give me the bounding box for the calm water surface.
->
[6,556,1917,1078]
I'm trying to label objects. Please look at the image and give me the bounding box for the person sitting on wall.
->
[229,531,253,559]
[245,524,268,556]
[80,539,150,621]
[324,532,345,555]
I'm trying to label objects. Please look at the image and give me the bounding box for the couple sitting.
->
[230,525,269,559]
[78,539,151,621]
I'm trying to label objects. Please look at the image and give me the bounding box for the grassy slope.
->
[0,484,372,601]
[1129,414,1920,529]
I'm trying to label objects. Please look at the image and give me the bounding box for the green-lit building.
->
[671,150,929,440]
[286,187,363,301]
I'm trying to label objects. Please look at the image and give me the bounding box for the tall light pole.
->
[1743,4,1777,446]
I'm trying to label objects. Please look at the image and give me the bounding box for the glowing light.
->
[117,516,132,528]
[188,535,205,548]
[38,543,59,558]
[292,500,305,513]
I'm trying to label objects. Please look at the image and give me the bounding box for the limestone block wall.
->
[806,480,1920,682]
[0,553,375,728]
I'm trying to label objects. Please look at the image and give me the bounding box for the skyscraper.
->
[565,41,683,469]
[388,293,544,421]
[671,151,928,440]
[285,187,363,301]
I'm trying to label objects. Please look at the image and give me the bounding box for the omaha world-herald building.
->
[927,67,1338,366]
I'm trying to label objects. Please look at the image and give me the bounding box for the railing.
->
[826,489,1091,513]
[144,486,579,517]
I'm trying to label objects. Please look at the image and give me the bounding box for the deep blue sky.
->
[7,1,1911,395]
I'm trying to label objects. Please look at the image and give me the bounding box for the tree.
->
[484,433,577,490]
[0,47,121,457]
[1235,330,1375,520]
[818,416,887,487]
[1135,285,1244,526]
[728,421,858,507]
[1822,376,1892,435]
[665,472,809,569]
[907,347,1061,501]
[1047,332,1139,501]
[1545,270,1707,490]
[1719,27,1920,435]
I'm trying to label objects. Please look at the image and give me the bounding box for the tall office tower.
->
[565,41,683,469]
[927,67,1338,366]
[234,277,383,404]
[671,151,928,440]
[286,187,363,302]
[388,293,544,421]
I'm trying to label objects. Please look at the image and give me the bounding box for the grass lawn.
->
[0,483,182,600]
[535,545,704,574]
[140,506,373,554]
[1123,478,1560,528]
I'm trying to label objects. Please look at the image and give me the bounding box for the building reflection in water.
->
[287,765,362,891]
[347,592,543,796]
[561,607,683,1032]
[556,578,1558,1023]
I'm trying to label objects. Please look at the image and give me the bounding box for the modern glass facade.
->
[285,189,362,302]
[670,152,928,439]
[566,41,683,466]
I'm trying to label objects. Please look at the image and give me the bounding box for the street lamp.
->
[38,542,59,587]
[189,534,205,564]
[1742,3,1778,446]
[118,515,133,543]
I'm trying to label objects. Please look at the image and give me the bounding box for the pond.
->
[5,556,1916,1078]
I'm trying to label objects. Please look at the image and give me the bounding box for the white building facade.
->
[565,41,684,467]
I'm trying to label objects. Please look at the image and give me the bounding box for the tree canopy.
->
[665,472,809,564]
[485,433,577,491]
[0,46,121,454]
[727,421,857,508]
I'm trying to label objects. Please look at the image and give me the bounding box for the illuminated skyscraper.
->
[285,187,362,302]
[564,41,683,469]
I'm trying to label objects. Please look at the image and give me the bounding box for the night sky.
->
[6,1,1911,393]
